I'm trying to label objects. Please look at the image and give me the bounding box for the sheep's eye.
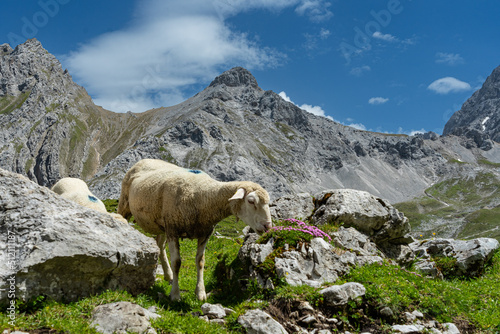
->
[247,197,255,205]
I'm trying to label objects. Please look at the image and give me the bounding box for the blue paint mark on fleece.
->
[88,195,99,203]
[187,169,202,174]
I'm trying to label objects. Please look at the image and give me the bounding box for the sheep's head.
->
[229,186,272,234]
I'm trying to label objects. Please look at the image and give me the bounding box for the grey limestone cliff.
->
[443,65,500,148]
[0,39,154,187]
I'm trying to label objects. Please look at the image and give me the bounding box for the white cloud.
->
[368,97,389,105]
[398,127,427,136]
[427,77,471,94]
[350,65,371,76]
[295,0,333,22]
[278,91,293,102]
[435,52,464,66]
[303,28,331,50]
[300,104,327,116]
[348,123,367,131]
[319,28,331,39]
[279,91,332,120]
[63,0,319,112]
[372,31,397,42]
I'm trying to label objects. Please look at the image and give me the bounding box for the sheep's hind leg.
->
[155,234,173,282]
[168,239,182,301]
[195,236,210,301]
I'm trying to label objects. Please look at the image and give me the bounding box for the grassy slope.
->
[1,203,500,333]
[395,171,500,241]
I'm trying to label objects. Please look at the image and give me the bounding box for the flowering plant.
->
[258,218,331,249]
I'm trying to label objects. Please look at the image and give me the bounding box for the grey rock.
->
[442,323,460,334]
[201,303,226,319]
[413,259,442,277]
[356,255,384,266]
[299,315,317,324]
[264,278,275,290]
[0,168,159,306]
[239,233,384,289]
[412,310,424,319]
[91,302,160,334]
[331,227,379,256]
[409,238,499,277]
[379,306,395,319]
[404,311,417,322]
[249,238,274,267]
[391,324,426,333]
[317,330,332,334]
[270,193,314,220]
[319,282,366,307]
[237,309,288,334]
[223,306,235,316]
[311,189,410,244]
[297,301,315,312]
[238,233,260,262]
[275,251,318,287]
[273,237,356,288]
[210,318,226,325]
[379,242,416,266]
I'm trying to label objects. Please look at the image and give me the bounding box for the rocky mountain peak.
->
[443,64,500,147]
[209,66,259,88]
[12,38,45,54]
[0,38,70,97]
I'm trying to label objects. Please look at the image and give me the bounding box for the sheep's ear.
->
[229,188,246,201]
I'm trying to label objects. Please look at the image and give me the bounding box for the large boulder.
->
[409,238,499,277]
[0,168,159,306]
[311,189,411,244]
[270,192,315,220]
[238,233,382,289]
[319,282,366,307]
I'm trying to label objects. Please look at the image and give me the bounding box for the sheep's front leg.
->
[195,236,210,301]
[168,239,181,301]
[155,234,173,282]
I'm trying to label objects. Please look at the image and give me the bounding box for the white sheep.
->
[117,159,272,301]
[51,177,127,223]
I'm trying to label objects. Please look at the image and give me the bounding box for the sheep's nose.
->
[264,222,272,230]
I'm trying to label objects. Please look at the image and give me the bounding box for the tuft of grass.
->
[102,198,119,213]
[432,255,459,279]
[0,91,30,115]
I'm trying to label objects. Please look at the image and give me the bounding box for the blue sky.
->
[1,0,499,134]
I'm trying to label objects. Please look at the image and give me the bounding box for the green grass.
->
[478,159,500,168]
[0,91,30,115]
[395,172,500,241]
[2,212,500,333]
[338,250,500,330]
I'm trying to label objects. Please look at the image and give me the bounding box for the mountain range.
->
[1,39,499,211]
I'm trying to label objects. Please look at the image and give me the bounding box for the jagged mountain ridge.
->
[0,39,154,185]
[1,39,499,205]
[443,65,500,146]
